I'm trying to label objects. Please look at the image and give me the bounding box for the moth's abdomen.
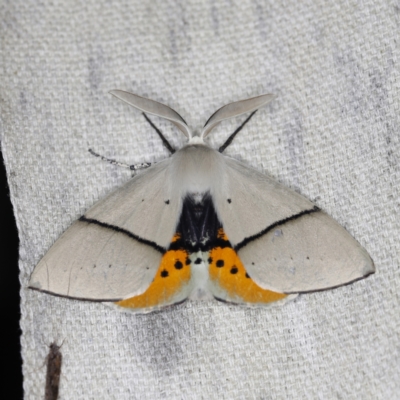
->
[208,229,287,304]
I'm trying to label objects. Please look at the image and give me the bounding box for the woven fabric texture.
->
[1,1,399,398]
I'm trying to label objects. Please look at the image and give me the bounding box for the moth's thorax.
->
[170,143,224,196]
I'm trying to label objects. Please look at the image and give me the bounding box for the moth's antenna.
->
[142,113,176,154]
[218,111,257,153]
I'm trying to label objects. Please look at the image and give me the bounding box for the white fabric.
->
[1,1,399,398]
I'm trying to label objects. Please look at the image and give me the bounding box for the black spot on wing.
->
[174,261,183,270]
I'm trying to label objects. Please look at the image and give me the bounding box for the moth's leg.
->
[219,110,257,153]
[142,113,176,154]
[89,112,174,173]
[88,149,152,172]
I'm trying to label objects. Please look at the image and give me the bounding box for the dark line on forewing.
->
[234,206,320,251]
[79,216,166,254]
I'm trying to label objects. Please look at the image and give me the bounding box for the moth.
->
[29,91,375,313]
[45,342,62,400]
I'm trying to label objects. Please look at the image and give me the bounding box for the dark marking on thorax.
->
[169,193,230,252]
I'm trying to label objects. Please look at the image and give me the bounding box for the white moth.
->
[29,91,375,313]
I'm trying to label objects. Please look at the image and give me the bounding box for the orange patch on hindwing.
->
[116,234,191,309]
[209,229,287,303]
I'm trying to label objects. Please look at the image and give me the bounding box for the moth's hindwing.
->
[208,229,287,304]
[116,233,193,311]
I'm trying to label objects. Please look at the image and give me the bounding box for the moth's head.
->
[109,90,275,145]
[187,135,205,145]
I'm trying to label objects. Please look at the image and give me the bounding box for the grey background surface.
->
[1,1,399,398]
